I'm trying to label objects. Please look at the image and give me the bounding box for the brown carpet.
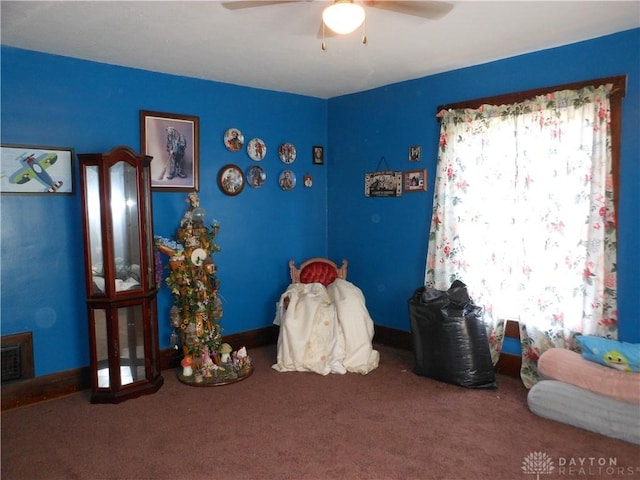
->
[2,344,639,480]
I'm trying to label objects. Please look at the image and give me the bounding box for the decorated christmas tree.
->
[155,192,251,385]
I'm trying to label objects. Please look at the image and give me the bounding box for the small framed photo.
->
[409,145,421,162]
[1,144,75,194]
[303,173,313,188]
[141,110,199,191]
[404,169,427,192]
[312,146,324,165]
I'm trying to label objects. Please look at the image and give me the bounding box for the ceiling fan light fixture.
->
[322,1,365,35]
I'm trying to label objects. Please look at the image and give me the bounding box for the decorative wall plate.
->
[278,169,296,191]
[279,142,296,164]
[247,138,266,161]
[224,128,244,152]
[246,165,266,188]
[218,164,245,196]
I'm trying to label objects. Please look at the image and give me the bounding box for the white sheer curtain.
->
[425,85,618,387]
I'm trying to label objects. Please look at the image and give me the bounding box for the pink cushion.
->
[538,348,640,405]
[299,262,338,286]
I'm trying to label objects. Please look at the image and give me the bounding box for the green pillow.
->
[576,335,640,373]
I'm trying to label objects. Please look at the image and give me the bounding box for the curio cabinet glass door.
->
[79,146,163,403]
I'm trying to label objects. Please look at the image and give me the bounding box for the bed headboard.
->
[289,258,348,286]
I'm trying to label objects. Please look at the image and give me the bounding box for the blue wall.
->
[1,47,328,376]
[327,28,639,346]
[2,28,638,376]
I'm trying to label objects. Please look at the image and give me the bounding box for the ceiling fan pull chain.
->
[362,16,367,45]
[321,22,327,51]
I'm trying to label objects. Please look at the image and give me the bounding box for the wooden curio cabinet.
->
[78,146,163,403]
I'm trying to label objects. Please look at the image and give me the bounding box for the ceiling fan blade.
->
[365,1,453,20]
[221,1,301,10]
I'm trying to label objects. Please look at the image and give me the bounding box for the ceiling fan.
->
[221,1,453,47]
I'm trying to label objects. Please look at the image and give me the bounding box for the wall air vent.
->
[1,332,34,384]
[2,345,22,382]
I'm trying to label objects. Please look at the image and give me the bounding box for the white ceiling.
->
[1,1,639,99]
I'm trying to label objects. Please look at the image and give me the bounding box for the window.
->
[436,76,625,216]
[426,77,625,387]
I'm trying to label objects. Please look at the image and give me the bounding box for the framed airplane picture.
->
[0,144,75,194]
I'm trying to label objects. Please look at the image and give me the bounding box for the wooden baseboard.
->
[1,322,521,411]
[375,321,522,379]
[1,366,92,411]
[374,324,413,350]
[495,353,521,377]
[1,326,279,411]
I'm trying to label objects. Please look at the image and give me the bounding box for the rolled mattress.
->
[528,380,640,445]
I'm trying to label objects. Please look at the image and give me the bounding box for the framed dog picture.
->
[141,110,199,191]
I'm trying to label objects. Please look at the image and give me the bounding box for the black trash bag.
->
[408,280,497,389]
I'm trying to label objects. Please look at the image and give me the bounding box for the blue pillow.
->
[576,335,640,373]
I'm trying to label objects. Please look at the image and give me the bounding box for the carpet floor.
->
[2,344,639,480]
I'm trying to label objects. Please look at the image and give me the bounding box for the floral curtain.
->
[425,85,618,388]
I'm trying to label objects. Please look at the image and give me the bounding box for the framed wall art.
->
[140,110,199,191]
[404,169,427,192]
[218,164,245,196]
[312,146,324,165]
[364,171,402,197]
[409,145,421,162]
[0,144,75,194]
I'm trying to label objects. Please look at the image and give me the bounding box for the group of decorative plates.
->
[223,128,297,164]
[219,128,305,196]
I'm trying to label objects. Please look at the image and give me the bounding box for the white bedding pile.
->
[272,278,380,375]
